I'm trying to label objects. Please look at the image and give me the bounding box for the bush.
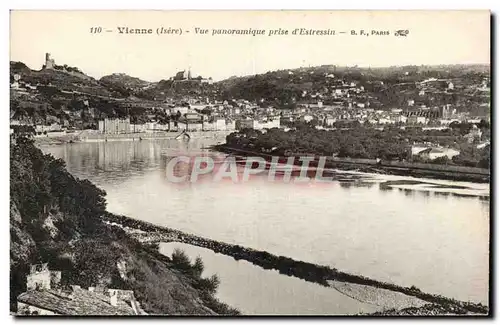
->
[194,274,220,294]
[192,256,205,278]
[171,248,192,271]
[431,156,452,165]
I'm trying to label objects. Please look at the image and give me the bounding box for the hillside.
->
[11,61,111,97]
[100,73,152,88]
[216,64,490,111]
[9,60,490,129]
[10,135,239,315]
[99,73,154,97]
[218,64,490,88]
[9,61,224,127]
[10,62,149,128]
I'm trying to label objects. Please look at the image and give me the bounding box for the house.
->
[98,117,131,134]
[190,104,207,111]
[144,122,168,132]
[324,116,336,126]
[178,122,203,132]
[464,125,482,143]
[256,118,280,130]
[377,118,393,125]
[439,118,459,126]
[174,106,189,115]
[477,141,490,149]
[412,146,460,160]
[407,115,427,125]
[230,107,241,115]
[226,119,236,131]
[309,101,323,109]
[201,117,227,131]
[129,123,148,133]
[17,264,146,316]
[301,115,314,123]
[26,263,61,291]
[334,89,343,96]
[390,114,407,124]
[236,119,257,130]
[17,286,144,316]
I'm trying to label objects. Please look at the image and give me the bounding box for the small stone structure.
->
[26,263,61,291]
[18,264,146,315]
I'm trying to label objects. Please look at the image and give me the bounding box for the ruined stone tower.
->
[44,53,55,69]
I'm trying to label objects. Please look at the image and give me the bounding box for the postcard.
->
[9,10,490,316]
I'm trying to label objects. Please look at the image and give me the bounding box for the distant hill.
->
[217,64,490,89]
[10,61,112,97]
[99,73,155,98]
[10,61,31,75]
[100,73,152,90]
[216,64,490,108]
[9,59,490,126]
[10,61,117,128]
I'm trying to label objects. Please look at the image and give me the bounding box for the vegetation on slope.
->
[225,124,490,168]
[10,135,238,315]
[217,64,490,110]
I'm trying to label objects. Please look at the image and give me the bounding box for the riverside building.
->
[98,117,131,134]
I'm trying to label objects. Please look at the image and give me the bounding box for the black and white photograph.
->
[9,10,491,316]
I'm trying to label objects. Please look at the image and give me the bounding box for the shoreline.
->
[33,130,231,145]
[102,212,488,315]
[213,144,490,184]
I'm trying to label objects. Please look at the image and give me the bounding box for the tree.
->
[192,256,205,278]
[171,248,191,271]
[431,156,451,165]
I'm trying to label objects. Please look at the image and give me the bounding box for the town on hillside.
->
[10,53,490,163]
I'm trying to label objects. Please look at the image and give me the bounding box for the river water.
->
[41,138,490,311]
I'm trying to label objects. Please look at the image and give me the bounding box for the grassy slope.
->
[9,136,238,315]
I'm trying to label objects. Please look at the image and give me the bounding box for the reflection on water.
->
[42,139,490,305]
[159,242,381,315]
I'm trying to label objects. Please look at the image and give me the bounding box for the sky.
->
[10,10,491,82]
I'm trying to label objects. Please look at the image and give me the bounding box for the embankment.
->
[34,130,232,145]
[102,212,488,315]
[81,131,232,142]
[214,145,490,183]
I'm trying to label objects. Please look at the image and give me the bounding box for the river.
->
[41,138,490,312]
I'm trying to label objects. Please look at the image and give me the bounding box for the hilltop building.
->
[171,68,213,84]
[174,69,192,81]
[44,53,55,70]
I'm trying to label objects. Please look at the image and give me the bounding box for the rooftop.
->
[18,287,137,316]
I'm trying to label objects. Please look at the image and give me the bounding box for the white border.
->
[3,0,497,10]
[2,1,497,325]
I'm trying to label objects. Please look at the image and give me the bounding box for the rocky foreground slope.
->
[10,135,238,315]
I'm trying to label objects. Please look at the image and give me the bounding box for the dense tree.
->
[10,137,107,232]
[225,123,490,167]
